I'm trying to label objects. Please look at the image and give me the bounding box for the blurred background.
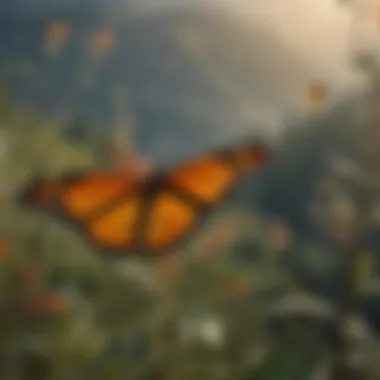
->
[1,0,380,379]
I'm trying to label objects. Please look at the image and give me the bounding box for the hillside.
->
[0,6,308,164]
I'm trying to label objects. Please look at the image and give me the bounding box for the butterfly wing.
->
[136,143,271,253]
[19,143,271,257]
[19,173,147,256]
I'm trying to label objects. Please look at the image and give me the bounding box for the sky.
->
[163,0,370,142]
[132,0,372,132]
[232,0,373,95]
[241,0,357,87]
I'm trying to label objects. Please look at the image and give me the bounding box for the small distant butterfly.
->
[18,141,271,258]
[306,82,327,108]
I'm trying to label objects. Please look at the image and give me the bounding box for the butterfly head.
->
[18,178,61,209]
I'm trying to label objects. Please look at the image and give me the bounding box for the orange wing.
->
[142,143,270,252]
[19,173,144,255]
[18,143,271,257]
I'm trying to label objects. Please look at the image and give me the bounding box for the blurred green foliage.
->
[0,90,378,380]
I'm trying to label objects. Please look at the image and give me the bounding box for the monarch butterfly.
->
[90,29,115,56]
[44,21,70,55]
[306,82,327,108]
[18,141,271,258]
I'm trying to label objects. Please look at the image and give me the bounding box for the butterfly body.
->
[18,142,271,258]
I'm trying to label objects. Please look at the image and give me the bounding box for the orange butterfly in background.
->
[18,141,271,258]
[306,82,328,108]
[44,21,70,55]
